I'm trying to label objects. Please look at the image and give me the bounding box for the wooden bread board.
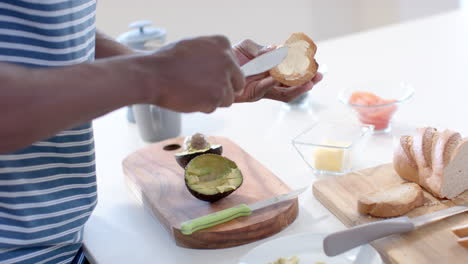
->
[313,163,468,264]
[123,136,298,249]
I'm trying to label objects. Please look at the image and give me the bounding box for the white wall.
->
[96,0,460,45]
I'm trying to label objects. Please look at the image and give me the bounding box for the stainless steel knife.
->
[323,204,468,256]
[180,186,306,235]
[240,46,288,77]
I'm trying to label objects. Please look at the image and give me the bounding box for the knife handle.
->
[180,204,252,235]
[323,216,415,256]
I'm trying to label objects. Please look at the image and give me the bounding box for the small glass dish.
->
[292,121,374,175]
[284,64,329,111]
[338,81,414,133]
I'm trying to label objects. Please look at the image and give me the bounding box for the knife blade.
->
[323,203,468,256]
[240,46,288,77]
[180,187,306,235]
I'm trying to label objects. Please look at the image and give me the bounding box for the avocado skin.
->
[175,146,222,168]
[184,182,241,203]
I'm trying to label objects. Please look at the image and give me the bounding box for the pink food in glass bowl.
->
[348,92,398,131]
[338,81,414,133]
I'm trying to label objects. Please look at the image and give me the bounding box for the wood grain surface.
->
[313,163,468,264]
[123,136,298,249]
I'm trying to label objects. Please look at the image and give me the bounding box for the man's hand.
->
[140,35,244,113]
[233,39,323,103]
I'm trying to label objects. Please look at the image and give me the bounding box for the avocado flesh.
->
[184,154,243,201]
[186,168,242,195]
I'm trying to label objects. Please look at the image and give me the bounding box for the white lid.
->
[116,20,166,45]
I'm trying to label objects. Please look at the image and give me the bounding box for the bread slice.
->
[453,223,468,249]
[413,127,438,169]
[452,223,468,237]
[433,130,461,169]
[393,136,419,183]
[457,237,468,249]
[425,130,461,197]
[439,140,468,199]
[358,183,424,218]
[269,32,318,87]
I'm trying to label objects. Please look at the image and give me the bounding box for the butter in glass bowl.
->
[292,121,374,175]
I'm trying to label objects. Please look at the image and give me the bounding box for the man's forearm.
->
[95,30,134,59]
[0,57,146,153]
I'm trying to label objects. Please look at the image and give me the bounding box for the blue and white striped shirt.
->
[0,0,96,263]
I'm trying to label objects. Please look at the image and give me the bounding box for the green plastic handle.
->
[180,204,252,235]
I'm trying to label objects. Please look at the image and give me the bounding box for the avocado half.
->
[175,145,222,168]
[184,154,243,202]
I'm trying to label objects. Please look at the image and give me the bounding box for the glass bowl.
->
[338,81,414,133]
[292,121,374,175]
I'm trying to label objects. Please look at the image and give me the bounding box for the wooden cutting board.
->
[313,163,468,264]
[123,136,298,249]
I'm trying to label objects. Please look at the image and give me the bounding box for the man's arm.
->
[93,31,324,104]
[95,30,134,59]
[0,31,137,153]
[0,57,144,153]
[0,35,243,153]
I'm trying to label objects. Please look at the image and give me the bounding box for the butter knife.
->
[180,186,306,235]
[323,204,468,256]
[240,46,288,77]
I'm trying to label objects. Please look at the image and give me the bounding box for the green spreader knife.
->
[180,187,307,235]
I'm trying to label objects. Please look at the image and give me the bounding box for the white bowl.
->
[238,232,381,264]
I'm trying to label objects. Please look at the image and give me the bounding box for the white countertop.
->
[83,9,468,264]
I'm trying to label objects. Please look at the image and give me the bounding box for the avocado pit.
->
[175,133,222,168]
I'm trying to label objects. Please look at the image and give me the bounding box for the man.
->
[0,0,322,263]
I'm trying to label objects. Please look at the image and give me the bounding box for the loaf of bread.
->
[269,32,318,87]
[393,127,468,199]
[358,183,424,217]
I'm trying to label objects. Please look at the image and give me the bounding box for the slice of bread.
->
[452,223,468,237]
[358,183,424,218]
[457,237,468,249]
[443,133,462,164]
[413,127,438,169]
[269,32,318,87]
[393,136,419,183]
[440,140,468,199]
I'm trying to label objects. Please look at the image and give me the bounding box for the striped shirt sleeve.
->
[0,1,97,263]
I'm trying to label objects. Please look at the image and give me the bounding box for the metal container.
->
[117,21,181,142]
